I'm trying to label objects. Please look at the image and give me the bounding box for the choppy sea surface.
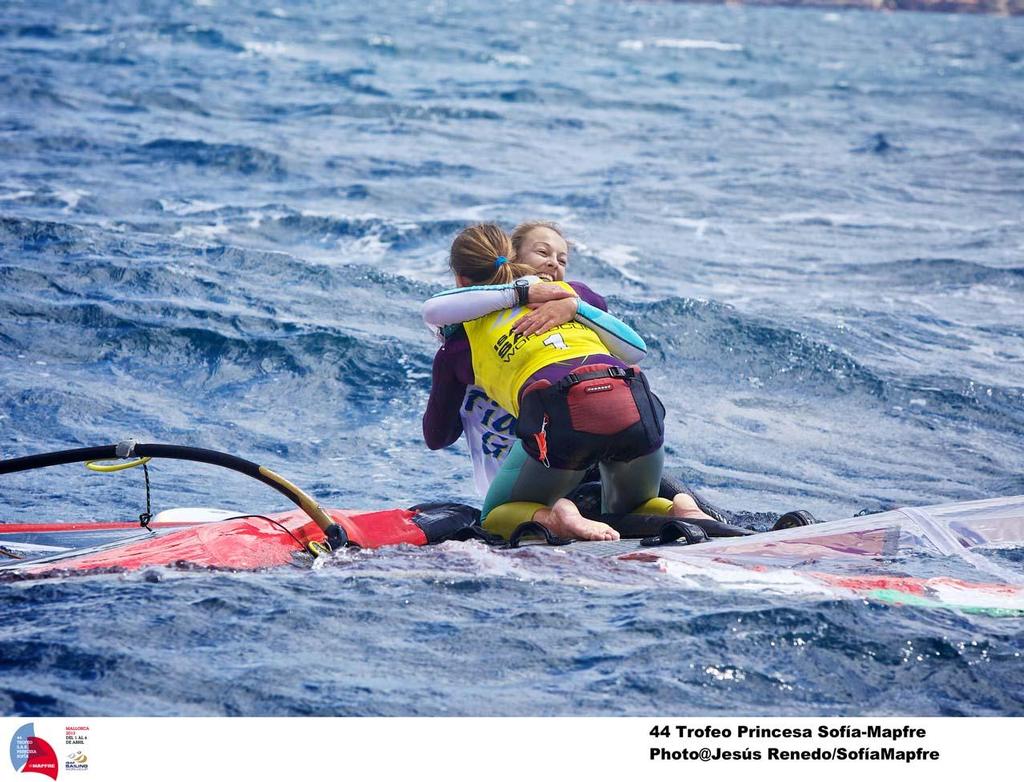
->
[2,0,1023,716]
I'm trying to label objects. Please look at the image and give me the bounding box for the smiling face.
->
[512,225,569,281]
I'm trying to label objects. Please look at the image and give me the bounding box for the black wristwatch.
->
[514,278,531,307]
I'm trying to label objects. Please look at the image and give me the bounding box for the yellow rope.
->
[84,456,153,473]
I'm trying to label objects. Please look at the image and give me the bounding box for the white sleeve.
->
[422,276,541,328]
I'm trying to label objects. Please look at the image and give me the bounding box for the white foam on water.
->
[667,215,709,239]
[173,222,230,242]
[653,39,743,52]
[59,23,106,33]
[159,198,227,216]
[240,40,347,65]
[240,40,303,59]
[704,666,746,682]
[54,187,90,211]
[0,190,34,201]
[619,38,742,53]
[450,203,513,223]
[593,242,644,283]
[491,53,532,67]
[345,232,393,261]
[760,211,962,232]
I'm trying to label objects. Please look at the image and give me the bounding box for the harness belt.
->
[554,365,636,391]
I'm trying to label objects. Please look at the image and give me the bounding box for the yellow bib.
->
[463,281,609,416]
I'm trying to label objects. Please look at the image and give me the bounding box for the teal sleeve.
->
[575,300,647,364]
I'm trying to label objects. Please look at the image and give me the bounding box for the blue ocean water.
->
[2,0,1023,716]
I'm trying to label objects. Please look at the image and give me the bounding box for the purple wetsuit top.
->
[422,281,616,449]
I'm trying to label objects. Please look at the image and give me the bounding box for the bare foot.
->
[533,498,620,541]
[670,493,717,521]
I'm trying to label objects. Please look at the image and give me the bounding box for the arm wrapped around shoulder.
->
[422,276,542,327]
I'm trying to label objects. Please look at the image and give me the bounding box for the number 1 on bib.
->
[543,333,568,350]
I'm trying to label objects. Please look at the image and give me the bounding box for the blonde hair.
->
[510,221,568,259]
[449,223,535,285]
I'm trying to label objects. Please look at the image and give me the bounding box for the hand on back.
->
[514,296,579,337]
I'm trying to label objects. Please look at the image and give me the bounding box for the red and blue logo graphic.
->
[9,723,59,780]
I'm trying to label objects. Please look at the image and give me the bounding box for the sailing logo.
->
[9,723,59,780]
[63,726,90,772]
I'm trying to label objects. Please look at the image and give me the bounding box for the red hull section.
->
[7,508,428,575]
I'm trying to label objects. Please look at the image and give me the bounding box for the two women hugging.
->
[422,221,719,541]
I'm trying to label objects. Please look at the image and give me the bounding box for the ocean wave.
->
[630,296,1024,434]
[118,89,211,116]
[77,46,137,67]
[0,73,76,108]
[0,297,428,425]
[759,212,962,232]
[364,159,479,179]
[0,215,92,251]
[310,67,391,97]
[0,186,94,214]
[260,100,504,123]
[238,209,468,253]
[156,23,244,53]
[2,24,61,39]
[136,139,287,178]
[838,257,1024,289]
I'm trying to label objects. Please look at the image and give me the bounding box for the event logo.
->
[62,726,90,773]
[9,723,59,780]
